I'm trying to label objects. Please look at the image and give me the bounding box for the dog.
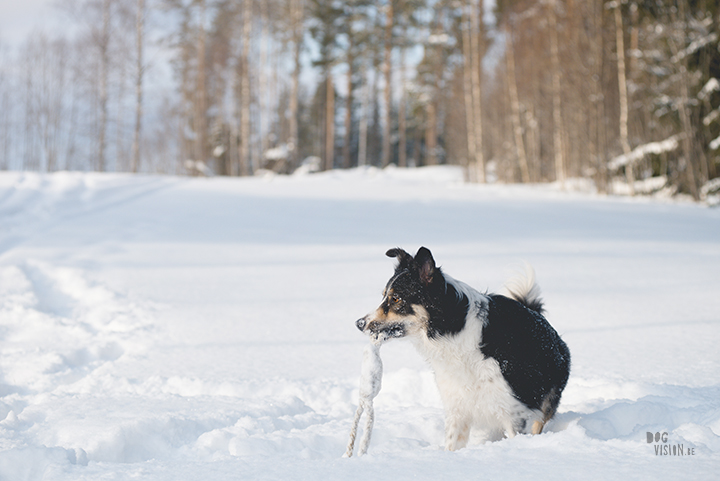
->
[355,247,570,450]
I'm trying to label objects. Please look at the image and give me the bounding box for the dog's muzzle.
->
[355,316,405,341]
[355,317,367,331]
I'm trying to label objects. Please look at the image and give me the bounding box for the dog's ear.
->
[414,247,436,286]
[386,248,412,270]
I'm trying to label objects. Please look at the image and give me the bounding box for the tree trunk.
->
[195,0,207,170]
[614,4,634,194]
[344,34,354,169]
[461,4,476,180]
[381,1,394,168]
[98,0,110,172]
[289,0,302,171]
[115,63,126,170]
[259,1,270,165]
[527,104,539,181]
[505,24,530,183]
[591,0,607,193]
[0,86,9,170]
[425,101,437,165]
[398,30,407,168]
[239,0,252,176]
[548,0,565,187]
[469,0,484,182]
[673,0,699,199]
[131,0,144,173]
[325,73,335,171]
[358,61,369,167]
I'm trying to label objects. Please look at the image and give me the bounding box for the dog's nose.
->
[355,318,366,331]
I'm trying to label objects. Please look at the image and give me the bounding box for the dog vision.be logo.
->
[647,432,696,456]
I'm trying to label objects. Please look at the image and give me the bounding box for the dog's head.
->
[356,246,441,342]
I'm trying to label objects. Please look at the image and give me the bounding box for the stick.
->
[344,338,384,457]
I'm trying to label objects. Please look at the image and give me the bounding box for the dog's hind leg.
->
[531,388,560,435]
[529,388,560,436]
[531,420,545,435]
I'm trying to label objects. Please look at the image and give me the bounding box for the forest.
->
[0,0,719,201]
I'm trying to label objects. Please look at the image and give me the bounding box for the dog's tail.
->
[501,263,544,314]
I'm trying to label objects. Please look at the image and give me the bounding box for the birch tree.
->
[0,44,10,170]
[130,0,145,173]
[288,0,304,171]
[548,0,565,186]
[505,21,529,183]
[612,1,634,194]
[239,0,253,175]
[98,0,111,171]
[381,0,394,167]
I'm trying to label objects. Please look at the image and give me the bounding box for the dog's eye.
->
[391,295,401,304]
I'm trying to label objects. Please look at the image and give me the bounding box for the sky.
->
[0,0,60,47]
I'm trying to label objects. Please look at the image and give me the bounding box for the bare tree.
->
[469,0,484,182]
[325,73,335,170]
[239,0,252,175]
[342,2,360,170]
[613,2,634,194]
[548,0,565,186]
[97,0,111,171]
[381,0,394,167]
[357,58,370,167]
[590,0,608,193]
[288,0,303,171]
[669,0,699,200]
[505,22,529,183]
[0,44,10,170]
[195,0,208,170]
[461,1,476,178]
[130,0,145,173]
[398,24,407,168]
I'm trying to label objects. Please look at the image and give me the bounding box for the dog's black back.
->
[481,295,571,414]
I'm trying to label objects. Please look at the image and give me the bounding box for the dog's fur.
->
[356,247,570,450]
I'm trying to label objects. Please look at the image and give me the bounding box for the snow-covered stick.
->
[344,338,384,457]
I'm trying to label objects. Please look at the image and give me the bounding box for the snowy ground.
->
[0,166,718,480]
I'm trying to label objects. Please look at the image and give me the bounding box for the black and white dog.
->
[356,247,570,450]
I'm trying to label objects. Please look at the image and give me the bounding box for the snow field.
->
[0,166,719,480]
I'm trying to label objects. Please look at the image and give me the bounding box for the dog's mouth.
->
[356,318,406,341]
[371,323,405,342]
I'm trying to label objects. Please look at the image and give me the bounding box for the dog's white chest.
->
[413,312,529,437]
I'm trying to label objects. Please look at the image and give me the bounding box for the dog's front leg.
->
[444,411,471,451]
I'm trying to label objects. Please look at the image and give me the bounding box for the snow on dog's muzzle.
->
[375,323,405,340]
[356,315,406,341]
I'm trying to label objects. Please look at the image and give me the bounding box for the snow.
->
[670,32,718,64]
[698,78,720,100]
[608,135,681,169]
[710,134,720,150]
[0,166,719,480]
[702,108,719,126]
